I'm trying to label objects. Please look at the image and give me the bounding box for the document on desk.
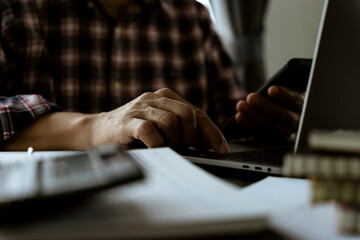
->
[242,177,360,240]
[0,148,268,240]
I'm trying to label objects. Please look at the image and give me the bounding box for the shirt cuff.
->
[0,94,62,140]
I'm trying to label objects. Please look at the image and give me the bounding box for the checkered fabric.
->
[0,0,246,142]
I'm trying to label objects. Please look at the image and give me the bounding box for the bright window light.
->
[196,0,217,25]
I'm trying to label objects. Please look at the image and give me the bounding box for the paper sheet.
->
[0,148,268,240]
[240,176,311,215]
[271,202,360,240]
[242,176,359,240]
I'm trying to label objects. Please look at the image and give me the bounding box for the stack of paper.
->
[0,148,269,240]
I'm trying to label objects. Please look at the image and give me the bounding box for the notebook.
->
[0,148,270,239]
[182,0,360,175]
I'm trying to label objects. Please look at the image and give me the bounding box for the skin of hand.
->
[91,88,229,153]
[1,88,229,154]
[235,85,305,138]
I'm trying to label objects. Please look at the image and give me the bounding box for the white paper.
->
[241,176,359,240]
[271,202,360,240]
[240,176,311,216]
[0,148,268,240]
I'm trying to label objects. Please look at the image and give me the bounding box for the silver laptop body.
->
[295,0,360,152]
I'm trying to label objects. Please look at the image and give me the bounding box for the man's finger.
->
[246,93,300,130]
[195,108,229,154]
[137,91,197,147]
[237,99,294,136]
[235,112,260,132]
[136,107,182,147]
[268,86,305,113]
[126,118,165,148]
[155,88,229,154]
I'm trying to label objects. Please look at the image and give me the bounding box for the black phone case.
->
[257,58,312,98]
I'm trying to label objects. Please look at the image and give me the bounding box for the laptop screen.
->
[295,0,360,153]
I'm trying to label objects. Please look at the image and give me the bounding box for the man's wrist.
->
[1,112,100,151]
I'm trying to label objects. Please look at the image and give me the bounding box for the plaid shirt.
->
[0,0,246,142]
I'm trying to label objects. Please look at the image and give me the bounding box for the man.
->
[0,0,303,153]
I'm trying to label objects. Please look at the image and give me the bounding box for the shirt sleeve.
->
[0,2,62,142]
[0,95,62,141]
[195,2,247,127]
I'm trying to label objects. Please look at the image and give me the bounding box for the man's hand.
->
[92,88,229,153]
[2,88,229,154]
[235,86,304,138]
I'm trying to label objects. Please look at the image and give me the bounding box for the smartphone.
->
[257,58,312,98]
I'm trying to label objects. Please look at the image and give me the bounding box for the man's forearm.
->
[1,88,230,154]
[1,112,98,151]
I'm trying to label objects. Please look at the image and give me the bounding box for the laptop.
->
[182,0,360,175]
